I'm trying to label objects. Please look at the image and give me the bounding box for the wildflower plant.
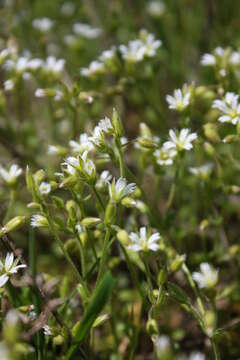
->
[0,1,240,359]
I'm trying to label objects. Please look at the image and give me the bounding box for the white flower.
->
[63,151,96,179]
[32,18,53,32]
[200,53,216,66]
[108,177,136,202]
[28,58,44,70]
[0,253,26,288]
[152,335,170,356]
[98,117,113,134]
[35,88,46,98]
[193,263,218,289]
[154,145,177,166]
[164,129,197,152]
[96,170,112,189]
[44,56,65,75]
[31,215,48,228]
[0,164,22,185]
[75,223,84,234]
[212,92,240,124]
[99,47,116,62]
[230,51,240,65]
[147,1,166,17]
[48,145,61,155]
[189,352,206,360]
[128,227,161,252]
[60,2,75,16]
[73,23,102,39]
[189,164,213,179]
[90,126,105,148]
[120,40,145,62]
[3,79,14,91]
[80,61,105,77]
[39,182,51,195]
[69,133,93,153]
[0,341,10,360]
[166,89,190,111]
[42,325,52,336]
[141,33,162,57]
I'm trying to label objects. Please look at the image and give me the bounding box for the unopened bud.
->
[0,216,25,236]
[81,217,101,228]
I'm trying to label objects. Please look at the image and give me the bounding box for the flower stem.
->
[96,226,111,286]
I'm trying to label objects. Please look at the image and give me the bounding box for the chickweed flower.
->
[98,117,114,134]
[166,89,190,111]
[69,133,93,153]
[154,145,177,166]
[31,215,48,228]
[128,227,161,252]
[0,164,22,186]
[73,23,102,39]
[108,177,136,203]
[39,181,51,195]
[0,253,26,288]
[193,263,218,289]
[164,129,197,152]
[189,352,206,360]
[189,164,213,180]
[63,151,96,182]
[80,60,105,77]
[120,40,145,63]
[212,92,240,124]
[32,18,53,32]
[96,170,112,189]
[43,56,65,75]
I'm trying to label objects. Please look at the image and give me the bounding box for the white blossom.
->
[108,177,136,202]
[43,325,52,336]
[120,40,145,62]
[164,129,197,152]
[98,117,113,134]
[60,2,75,16]
[166,89,190,111]
[99,47,116,62]
[73,23,102,39]
[154,145,177,166]
[31,215,48,228]
[32,18,53,32]
[44,56,65,75]
[69,133,93,153]
[39,181,51,195]
[0,253,26,288]
[193,263,218,289]
[0,164,22,185]
[141,33,162,57]
[189,352,206,360]
[147,1,166,17]
[96,170,112,189]
[80,60,105,77]
[200,53,216,66]
[128,227,161,252]
[212,92,240,124]
[3,79,14,91]
[152,335,171,356]
[189,164,213,179]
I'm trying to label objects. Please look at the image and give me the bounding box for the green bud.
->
[53,335,64,346]
[204,142,215,157]
[26,166,36,196]
[203,123,220,143]
[77,283,89,303]
[169,254,186,273]
[223,135,239,143]
[27,202,41,209]
[112,108,123,138]
[3,310,20,344]
[64,238,79,256]
[34,169,45,186]
[157,268,168,286]
[93,314,110,328]
[81,217,101,228]
[104,201,116,225]
[137,137,158,149]
[52,196,65,209]
[146,318,158,335]
[0,216,25,237]
[117,229,129,245]
[121,197,137,208]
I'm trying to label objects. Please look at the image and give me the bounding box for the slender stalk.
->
[76,232,86,278]
[92,185,105,211]
[115,138,125,177]
[212,338,221,360]
[96,227,111,286]
[3,189,16,223]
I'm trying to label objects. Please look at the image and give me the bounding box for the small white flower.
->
[189,352,206,360]
[164,129,197,152]
[0,253,26,288]
[96,170,112,189]
[166,89,190,111]
[120,40,145,62]
[128,227,161,252]
[69,133,93,153]
[28,58,44,70]
[44,56,65,75]
[141,32,162,57]
[90,126,106,148]
[48,145,61,155]
[152,335,170,356]
[147,1,166,17]
[42,325,52,336]
[200,53,216,66]
[35,88,46,98]
[99,47,116,62]
[73,23,102,39]
[39,182,51,195]
[32,18,53,32]
[80,61,105,77]
[230,51,240,65]
[61,2,75,16]
[98,117,113,134]
[108,177,136,202]
[63,151,96,179]
[3,79,14,91]
[189,164,213,179]
[31,215,48,228]
[154,145,177,166]
[193,263,218,289]
[0,164,22,185]
[75,223,84,234]
[212,92,240,125]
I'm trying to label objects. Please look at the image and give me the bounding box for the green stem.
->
[212,338,221,360]
[115,138,125,177]
[75,232,86,278]
[3,189,16,223]
[92,185,105,212]
[96,227,111,286]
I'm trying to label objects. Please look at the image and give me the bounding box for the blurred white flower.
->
[147,1,166,17]
[141,32,162,57]
[128,226,161,252]
[230,51,240,65]
[166,89,190,111]
[90,126,106,148]
[164,129,197,152]
[108,177,136,202]
[44,56,65,75]
[120,40,145,62]
[193,263,218,289]
[60,2,75,16]
[39,181,51,195]
[154,145,177,166]
[212,92,240,124]
[43,325,52,336]
[69,133,93,153]
[31,215,48,228]
[73,23,102,39]
[189,352,206,360]
[32,18,53,32]
[96,170,112,189]
[152,335,171,357]
[80,60,105,77]
[3,79,14,91]
[0,253,26,288]
[200,53,216,66]
[0,164,22,185]
[189,164,213,180]
[99,47,116,62]
[99,117,113,134]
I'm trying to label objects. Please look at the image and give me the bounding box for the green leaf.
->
[66,271,115,359]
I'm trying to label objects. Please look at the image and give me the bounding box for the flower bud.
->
[157,268,168,286]
[104,202,116,225]
[64,239,79,256]
[169,254,186,273]
[81,217,101,228]
[117,229,129,245]
[146,318,158,335]
[34,169,45,186]
[0,216,25,236]
[203,123,220,143]
[53,335,64,346]
[112,108,123,138]
[204,142,215,157]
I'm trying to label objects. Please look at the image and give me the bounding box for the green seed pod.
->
[34,169,45,186]
[81,217,101,228]
[104,201,116,225]
[112,108,123,138]
[0,216,25,237]
[157,268,168,286]
[53,335,64,346]
[117,229,129,246]
[203,123,220,143]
